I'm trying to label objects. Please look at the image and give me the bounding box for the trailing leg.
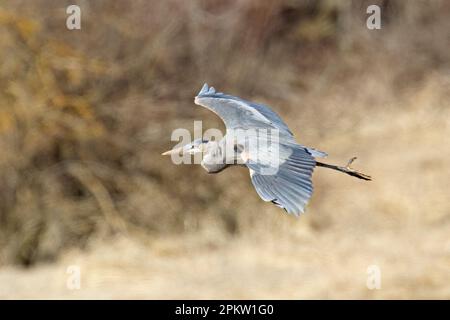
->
[316,157,372,181]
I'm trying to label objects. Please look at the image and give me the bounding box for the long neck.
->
[200,141,228,173]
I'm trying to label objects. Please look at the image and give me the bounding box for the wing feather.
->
[195,83,293,135]
[247,146,316,216]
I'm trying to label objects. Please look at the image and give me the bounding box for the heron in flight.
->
[163,84,371,216]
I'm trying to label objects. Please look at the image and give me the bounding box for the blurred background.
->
[0,0,449,299]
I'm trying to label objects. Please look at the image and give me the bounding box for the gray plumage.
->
[163,83,371,216]
[194,84,326,215]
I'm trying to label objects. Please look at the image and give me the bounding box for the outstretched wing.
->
[194,83,325,215]
[194,83,293,135]
[246,143,316,216]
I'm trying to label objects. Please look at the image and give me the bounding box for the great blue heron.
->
[163,84,371,215]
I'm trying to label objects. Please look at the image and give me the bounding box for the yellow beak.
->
[161,147,184,156]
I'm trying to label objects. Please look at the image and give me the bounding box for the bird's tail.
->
[306,147,328,158]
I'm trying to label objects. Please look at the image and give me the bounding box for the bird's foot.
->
[344,157,372,181]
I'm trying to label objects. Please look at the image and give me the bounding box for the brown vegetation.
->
[0,0,449,298]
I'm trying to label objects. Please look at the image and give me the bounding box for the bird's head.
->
[161,138,209,156]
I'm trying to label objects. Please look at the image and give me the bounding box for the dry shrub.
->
[0,0,448,265]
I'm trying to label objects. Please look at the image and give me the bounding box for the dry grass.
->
[0,0,449,298]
